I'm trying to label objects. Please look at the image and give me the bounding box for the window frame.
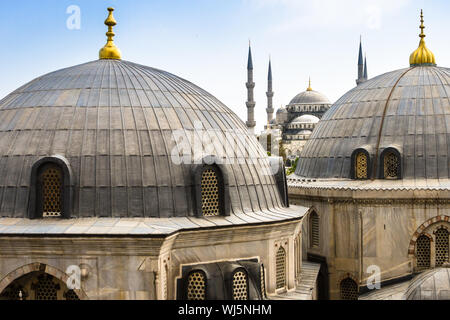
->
[380,147,402,180]
[350,148,371,180]
[231,268,249,300]
[185,270,207,301]
[28,156,73,219]
[192,159,230,218]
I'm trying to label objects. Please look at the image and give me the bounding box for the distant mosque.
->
[252,38,369,158]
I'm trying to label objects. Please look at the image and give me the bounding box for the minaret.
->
[266,58,274,125]
[356,36,365,85]
[363,55,368,81]
[246,43,256,134]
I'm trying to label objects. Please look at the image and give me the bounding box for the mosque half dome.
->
[0,10,289,219]
[294,17,450,182]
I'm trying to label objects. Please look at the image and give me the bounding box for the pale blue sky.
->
[0,0,448,132]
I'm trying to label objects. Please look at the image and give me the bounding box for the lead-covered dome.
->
[405,266,450,300]
[295,66,450,179]
[0,59,286,218]
[289,90,330,105]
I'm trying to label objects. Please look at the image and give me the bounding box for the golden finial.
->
[99,7,122,60]
[409,9,436,66]
[306,77,312,91]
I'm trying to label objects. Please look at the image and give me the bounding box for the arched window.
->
[435,228,449,267]
[38,164,63,217]
[201,168,221,217]
[276,246,286,290]
[340,278,358,300]
[355,152,368,179]
[310,212,319,248]
[232,269,248,300]
[260,264,266,298]
[266,134,272,153]
[416,235,431,270]
[382,149,401,179]
[294,234,301,278]
[186,271,206,300]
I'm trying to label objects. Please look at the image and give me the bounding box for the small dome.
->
[277,107,288,114]
[405,266,450,300]
[289,90,330,105]
[290,114,320,124]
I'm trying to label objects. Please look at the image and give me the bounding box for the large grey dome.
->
[405,267,450,300]
[295,66,450,180]
[289,90,330,105]
[0,59,286,218]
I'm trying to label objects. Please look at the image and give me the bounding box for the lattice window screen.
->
[260,265,266,298]
[355,152,368,179]
[311,213,319,247]
[33,274,59,300]
[340,278,358,300]
[435,228,449,267]
[64,290,79,300]
[187,271,206,300]
[276,246,286,290]
[42,165,62,217]
[201,168,220,217]
[232,271,248,300]
[383,152,399,179]
[416,235,431,270]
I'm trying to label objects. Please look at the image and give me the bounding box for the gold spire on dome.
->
[409,10,436,66]
[306,77,312,91]
[99,7,122,60]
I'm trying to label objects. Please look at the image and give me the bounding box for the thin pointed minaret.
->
[266,58,274,126]
[356,36,365,85]
[246,43,256,134]
[363,55,368,81]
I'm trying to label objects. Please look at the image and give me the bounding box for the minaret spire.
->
[363,55,368,80]
[266,57,274,125]
[356,36,366,85]
[246,43,256,134]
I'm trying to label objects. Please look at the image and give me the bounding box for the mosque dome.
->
[290,114,320,124]
[294,14,450,181]
[289,90,330,105]
[404,266,450,300]
[0,10,287,219]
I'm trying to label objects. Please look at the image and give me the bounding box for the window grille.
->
[64,289,79,300]
[355,152,368,179]
[187,271,206,300]
[311,212,319,247]
[41,165,62,217]
[383,152,399,179]
[33,274,60,300]
[201,168,220,217]
[416,235,431,270]
[232,270,248,300]
[276,246,286,290]
[435,228,449,267]
[340,278,358,300]
[260,265,266,298]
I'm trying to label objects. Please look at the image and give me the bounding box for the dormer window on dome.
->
[381,148,401,180]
